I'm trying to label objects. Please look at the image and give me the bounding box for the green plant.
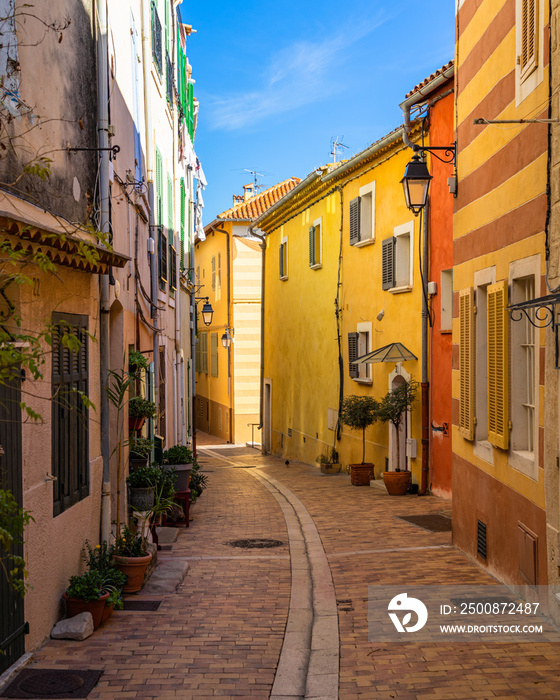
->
[114,525,148,557]
[163,444,193,465]
[81,540,126,609]
[189,461,208,503]
[154,465,178,498]
[66,570,107,602]
[0,488,34,596]
[128,396,157,419]
[376,378,418,471]
[316,447,339,464]
[340,395,379,464]
[128,350,149,375]
[129,436,154,459]
[126,464,162,488]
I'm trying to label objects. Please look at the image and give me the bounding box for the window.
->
[516,0,544,104]
[210,332,218,377]
[440,269,453,332]
[279,237,288,280]
[459,288,475,440]
[487,280,509,450]
[211,256,216,290]
[519,0,538,80]
[348,323,372,382]
[157,226,168,287]
[151,1,162,74]
[309,217,322,268]
[169,244,177,291]
[197,332,208,374]
[350,181,375,246]
[52,313,89,516]
[158,346,166,438]
[382,223,413,291]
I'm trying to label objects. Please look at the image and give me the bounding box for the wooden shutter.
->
[158,227,168,283]
[459,288,475,440]
[382,237,395,290]
[488,280,509,450]
[169,245,177,290]
[521,0,538,78]
[210,333,218,377]
[348,332,359,378]
[180,178,185,270]
[167,174,173,244]
[155,148,163,225]
[201,332,208,374]
[158,347,166,439]
[309,226,316,266]
[279,243,285,278]
[195,334,201,372]
[349,197,361,245]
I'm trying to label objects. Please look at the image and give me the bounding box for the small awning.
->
[351,342,417,364]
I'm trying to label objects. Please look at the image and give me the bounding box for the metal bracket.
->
[67,145,121,158]
[414,142,456,166]
[507,293,560,368]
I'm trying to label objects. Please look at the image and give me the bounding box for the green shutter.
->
[180,178,185,270]
[155,148,163,226]
[309,226,316,266]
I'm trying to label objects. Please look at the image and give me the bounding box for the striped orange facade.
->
[452,0,549,585]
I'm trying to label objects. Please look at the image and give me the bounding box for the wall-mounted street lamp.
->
[221,328,233,348]
[195,296,214,326]
[401,143,457,216]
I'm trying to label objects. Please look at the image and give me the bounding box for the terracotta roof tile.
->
[405,60,454,99]
[217,177,301,221]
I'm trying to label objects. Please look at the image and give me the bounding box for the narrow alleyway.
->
[7,441,560,699]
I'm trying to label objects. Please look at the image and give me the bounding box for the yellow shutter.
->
[459,288,475,440]
[487,280,509,450]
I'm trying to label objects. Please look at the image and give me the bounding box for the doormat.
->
[225,538,285,549]
[122,599,162,611]
[397,514,452,532]
[2,669,103,698]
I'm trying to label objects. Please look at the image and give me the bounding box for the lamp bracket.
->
[507,293,560,368]
[414,142,456,166]
[67,145,121,159]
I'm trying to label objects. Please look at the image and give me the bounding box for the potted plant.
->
[341,395,379,485]
[189,460,208,504]
[128,396,156,433]
[113,525,152,593]
[129,436,154,470]
[377,378,418,495]
[126,463,162,510]
[128,349,149,377]
[163,444,193,492]
[316,447,341,474]
[63,569,124,630]
[81,540,127,624]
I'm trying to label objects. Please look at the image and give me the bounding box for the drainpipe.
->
[97,0,112,543]
[141,0,158,437]
[209,225,232,440]
[419,203,430,495]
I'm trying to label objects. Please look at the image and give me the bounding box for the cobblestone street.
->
[11,439,560,699]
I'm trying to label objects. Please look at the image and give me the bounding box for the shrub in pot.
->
[128,396,157,432]
[126,464,162,510]
[340,395,379,485]
[316,447,341,474]
[163,445,193,492]
[377,378,418,495]
[113,525,152,593]
[189,460,208,504]
[63,568,124,630]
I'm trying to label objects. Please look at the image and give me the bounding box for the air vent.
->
[477,519,487,560]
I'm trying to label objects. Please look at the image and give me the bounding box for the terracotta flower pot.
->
[349,463,374,486]
[382,470,412,495]
[113,553,153,593]
[129,415,146,433]
[63,591,110,630]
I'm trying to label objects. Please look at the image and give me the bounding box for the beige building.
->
[196,179,299,445]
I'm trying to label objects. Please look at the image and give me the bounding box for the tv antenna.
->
[330,137,349,163]
[243,169,264,193]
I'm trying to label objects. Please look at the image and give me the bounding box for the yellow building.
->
[255,125,435,485]
[195,179,299,444]
[453,0,549,586]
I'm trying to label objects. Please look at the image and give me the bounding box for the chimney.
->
[232,194,243,206]
[243,183,254,201]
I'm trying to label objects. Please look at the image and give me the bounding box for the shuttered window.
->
[309,223,321,267]
[349,197,361,245]
[488,280,509,450]
[195,334,202,372]
[158,346,166,439]
[309,226,316,266]
[520,0,538,79]
[200,332,208,374]
[179,178,186,270]
[169,245,177,290]
[348,332,359,378]
[459,288,475,440]
[157,226,168,285]
[52,313,89,516]
[382,237,395,290]
[155,148,163,226]
[279,241,287,279]
[211,256,216,290]
[210,333,218,377]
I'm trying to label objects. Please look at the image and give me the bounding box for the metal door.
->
[0,372,27,673]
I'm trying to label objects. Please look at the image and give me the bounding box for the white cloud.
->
[207,15,388,131]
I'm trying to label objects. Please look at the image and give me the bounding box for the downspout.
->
[419,203,430,495]
[141,0,158,437]
[209,225,232,440]
[97,0,112,542]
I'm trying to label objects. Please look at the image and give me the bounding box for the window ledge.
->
[353,377,372,385]
[354,237,375,248]
[473,439,494,465]
[389,285,413,294]
[158,290,167,304]
[279,275,288,281]
[168,295,175,308]
[310,263,323,270]
[439,328,452,334]
[509,449,538,480]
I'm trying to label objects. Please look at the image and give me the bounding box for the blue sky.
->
[184,1,456,221]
